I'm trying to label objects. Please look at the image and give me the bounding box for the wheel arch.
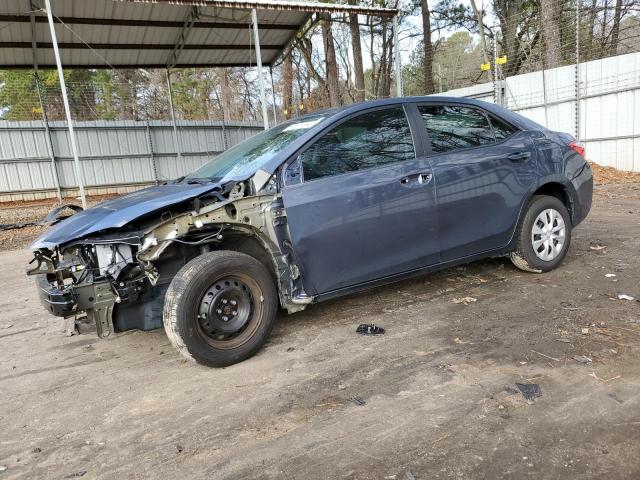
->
[531,181,575,220]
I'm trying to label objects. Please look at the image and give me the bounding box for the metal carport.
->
[0,0,399,206]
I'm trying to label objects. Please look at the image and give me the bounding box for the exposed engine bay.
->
[27,178,311,338]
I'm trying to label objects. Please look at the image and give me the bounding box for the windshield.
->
[185,114,327,182]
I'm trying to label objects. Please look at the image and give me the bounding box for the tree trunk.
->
[220,68,232,121]
[609,0,623,55]
[540,0,562,68]
[420,0,435,94]
[470,0,491,67]
[348,11,365,101]
[586,0,597,59]
[321,13,340,107]
[283,54,293,119]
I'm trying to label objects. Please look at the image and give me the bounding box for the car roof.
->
[315,96,544,132]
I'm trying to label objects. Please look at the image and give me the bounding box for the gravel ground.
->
[0,182,639,479]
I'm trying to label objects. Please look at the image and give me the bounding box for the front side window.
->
[418,105,495,154]
[300,107,415,181]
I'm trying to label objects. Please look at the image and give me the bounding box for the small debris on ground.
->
[401,468,416,480]
[454,337,471,345]
[350,395,366,406]
[0,465,7,473]
[618,294,635,301]
[505,386,519,395]
[574,355,593,364]
[286,347,295,352]
[582,328,590,335]
[515,383,542,401]
[589,240,607,253]
[605,273,617,278]
[175,444,184,453]
[453,296,477,305]
[556,337,572,343]
[356,324,385,335]
[63,472,87,479]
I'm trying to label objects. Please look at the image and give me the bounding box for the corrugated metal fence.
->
[0,120,263,202]
[438,51,640,173]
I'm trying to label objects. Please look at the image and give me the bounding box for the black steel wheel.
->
[164,251,278,367]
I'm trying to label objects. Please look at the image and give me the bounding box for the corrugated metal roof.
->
[0,0,396,69]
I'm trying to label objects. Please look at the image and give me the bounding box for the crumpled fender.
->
[31,183,223,250]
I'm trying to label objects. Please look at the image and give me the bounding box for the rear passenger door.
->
[281,106,440,295]
[415,103,538,261]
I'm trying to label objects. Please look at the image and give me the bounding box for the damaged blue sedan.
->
[28,97,593,367]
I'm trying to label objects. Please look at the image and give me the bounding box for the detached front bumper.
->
[36,275,76,317]
[34,275,118,338]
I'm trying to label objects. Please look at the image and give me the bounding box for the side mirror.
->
[283,155,303,186]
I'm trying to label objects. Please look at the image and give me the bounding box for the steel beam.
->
[252,9,269,130]
[0,14,299,30]
[3,41,284,50]
[44,0,86,208]
[166,69,182,161]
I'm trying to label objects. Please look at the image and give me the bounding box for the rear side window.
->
[490,115,518,140]
[418,105,495,153]
[300,107,415,181]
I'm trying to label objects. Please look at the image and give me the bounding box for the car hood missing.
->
[31,182,223,250]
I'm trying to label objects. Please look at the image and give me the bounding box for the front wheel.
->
[163,251,278,367]
[510,195,572,273]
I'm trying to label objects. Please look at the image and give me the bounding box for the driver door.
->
[281,105,440,296]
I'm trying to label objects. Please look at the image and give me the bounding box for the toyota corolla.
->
[28,97,593,367]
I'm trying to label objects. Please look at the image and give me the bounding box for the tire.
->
[163,250,278,367]
[510,195,572,273]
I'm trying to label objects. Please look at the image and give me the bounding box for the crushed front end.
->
[29,238,151,338]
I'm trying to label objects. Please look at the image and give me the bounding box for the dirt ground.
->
[1,182,639,480]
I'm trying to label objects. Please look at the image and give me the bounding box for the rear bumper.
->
[571,163,593,226]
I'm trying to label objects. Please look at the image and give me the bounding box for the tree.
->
[421,0,436,93]
[321,13,340,107]
[348,7,366,102]
[540,0,562,68]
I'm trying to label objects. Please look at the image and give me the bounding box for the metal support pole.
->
[252,8,269,130]
[165,69,182,161]
[575,1,581,141]
[269,66,277,125]
[44,0,86,208]
[35,74,62,201]
[393,15,402,97]
[542,66,549,127]
[145,120,158,184]
[31,6,62,201]
[493,30,502,106]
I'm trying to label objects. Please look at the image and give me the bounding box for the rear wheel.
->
[510,195,572,273]
[163,250,278,367]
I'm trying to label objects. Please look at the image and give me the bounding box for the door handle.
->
[507,151,531,161]
[400,172,432,186]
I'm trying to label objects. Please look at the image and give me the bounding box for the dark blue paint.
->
[282,156,438,294]
[427,131,538,260]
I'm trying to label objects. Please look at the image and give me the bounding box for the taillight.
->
[569,141,585,157]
